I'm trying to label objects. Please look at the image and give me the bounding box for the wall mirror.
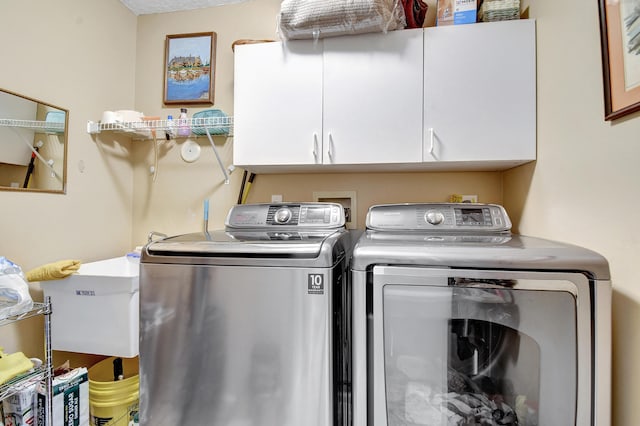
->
[0,88,68,193]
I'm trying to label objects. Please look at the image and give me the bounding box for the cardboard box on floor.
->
[3,382,37,426]
[36,367,89,426]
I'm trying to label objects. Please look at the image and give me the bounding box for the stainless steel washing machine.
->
[139,202,354,426]
[351,203,611,426]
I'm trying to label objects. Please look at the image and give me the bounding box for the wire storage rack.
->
[0,299,53,426]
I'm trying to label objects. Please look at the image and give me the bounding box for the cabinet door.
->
[234,41,323,167]
[424,20,536,166]
[323,29,424,165]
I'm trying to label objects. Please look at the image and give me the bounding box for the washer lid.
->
[144,229,344,259]
[144,202,350,265]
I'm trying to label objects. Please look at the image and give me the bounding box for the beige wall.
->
[131,0,281,242]
[242,171,502,227]
[503,0,640,424]
[131,1,640,423]
[2,0,639,423]
[132,0,502,241]
[0,0,137,364]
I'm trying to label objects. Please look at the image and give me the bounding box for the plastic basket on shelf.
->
[191,109,229,136]
[43,111,66,134]
[478,0,520,22]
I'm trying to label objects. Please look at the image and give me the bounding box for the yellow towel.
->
[25,259,81,282]
[0,347,34,384]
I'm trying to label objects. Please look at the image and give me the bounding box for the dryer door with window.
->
[370,266,593,426]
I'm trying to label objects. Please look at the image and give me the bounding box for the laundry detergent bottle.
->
[177,108,190,137]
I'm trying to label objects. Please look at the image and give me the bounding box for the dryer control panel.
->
[226,202,345,229]
[366,203,512,232]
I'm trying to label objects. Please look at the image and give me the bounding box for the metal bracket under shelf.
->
[88,117,234,184]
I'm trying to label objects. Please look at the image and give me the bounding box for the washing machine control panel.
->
[366,203,512,232]
[226,203,345,228]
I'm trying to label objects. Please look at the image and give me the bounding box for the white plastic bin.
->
[41,256,139,357]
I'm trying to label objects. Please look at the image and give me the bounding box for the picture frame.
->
[598,0,640,120]
[163,32,216,105]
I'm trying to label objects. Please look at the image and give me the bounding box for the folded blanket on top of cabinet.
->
[277,0,406,40]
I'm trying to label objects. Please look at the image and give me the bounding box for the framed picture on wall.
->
[598,0,640,120]
[163,32,216,105]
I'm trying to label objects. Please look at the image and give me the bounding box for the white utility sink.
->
[74,255,140,279]
[40,256,140,358]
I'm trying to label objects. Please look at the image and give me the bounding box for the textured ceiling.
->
[120,0,248,15]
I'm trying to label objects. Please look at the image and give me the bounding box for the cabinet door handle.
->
[328,133,334,162]
[313,133,319,163]
[428,128,435,157]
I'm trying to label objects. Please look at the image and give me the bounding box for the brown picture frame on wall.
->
[598,0,640,120]
[163,32,216,105]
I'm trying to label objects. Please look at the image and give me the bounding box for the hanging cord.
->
[204,127,230,184]
[9,127,62,182]
[151,133,159,182]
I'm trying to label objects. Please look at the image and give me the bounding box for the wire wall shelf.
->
[86,116,234,139]
[0,119,65,134]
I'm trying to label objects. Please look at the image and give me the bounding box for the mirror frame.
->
[0,88,68,194]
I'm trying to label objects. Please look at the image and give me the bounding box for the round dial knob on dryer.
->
[274,207,292,224]
[425,210,445,225]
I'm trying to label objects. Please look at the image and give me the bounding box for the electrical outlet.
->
[313,191,357,229]
[271,194,283,203]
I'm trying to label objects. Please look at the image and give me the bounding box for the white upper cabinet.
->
[322,29,424,165]
[423,20,536,168]
[233,20,536,172]
[233,40,322,166]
